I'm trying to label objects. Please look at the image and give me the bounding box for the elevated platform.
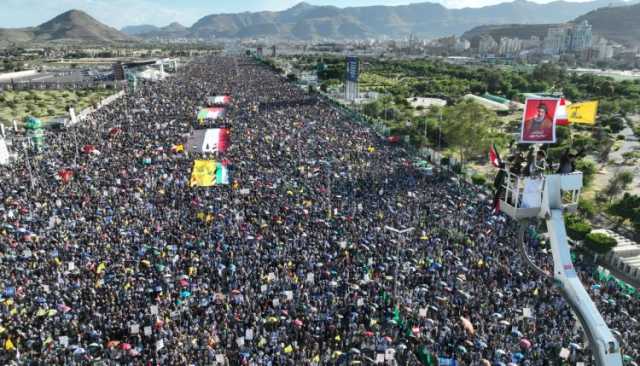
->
[499,171,583,220]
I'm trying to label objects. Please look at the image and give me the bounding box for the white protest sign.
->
[236,337,245,347]
[155,339,164,351]
[245,328,254,340]
[144,326,152,336]
[150,305,158,315]
[419,308,427,317]
[559,347,570,359]
[285,291,293,301]
[130,323,139,334]
[375,354,385,364]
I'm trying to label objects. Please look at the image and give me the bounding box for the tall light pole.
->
[384,226,415,299]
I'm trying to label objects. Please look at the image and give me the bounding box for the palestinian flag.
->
[216,160,230,185]
[185,129,231,154]
[197,107,226,120]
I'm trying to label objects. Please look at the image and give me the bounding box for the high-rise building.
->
[568,20,593,52]
[543,25,570,55]
[597,39,614,60]
[498,37,523,56]
[478,35,498,55]
[543,21,592,55]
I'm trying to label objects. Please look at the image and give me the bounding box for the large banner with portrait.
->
[520,98,559,144]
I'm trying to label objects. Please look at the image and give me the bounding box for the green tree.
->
[607,193,640,229]
[584,232,617,254]
[441,100,497,165]
[575,159,597,187]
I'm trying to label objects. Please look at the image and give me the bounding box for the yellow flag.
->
[567,101,598,125]
[5,337,15,351]
[284,345,294,353]
[190,160,216,187]
[96,262,106,274]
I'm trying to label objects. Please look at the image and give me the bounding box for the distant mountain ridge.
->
[463,2,640,47]
[121,0,631,40]
[0,10,133,46]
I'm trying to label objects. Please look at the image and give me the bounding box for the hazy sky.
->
[0,0,601,29]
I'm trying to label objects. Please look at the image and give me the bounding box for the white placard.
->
[216,354,225,364]
[144,326,152,336]
[236,337,245,347]
[559,347,570,359]
[376,354,385,364]
[245,328,254,340]
[306,273,314,283]
[285,291,293,301]
[59,336,69,347]
[68,262,75,271]
[130,323,139,334]
[273,298,280,307]
[261,284,268,293]
[150,305,158,315]
[523,307,532,318]
[419,308,427,317]
[357,298,364,307]
[156,339,164,351]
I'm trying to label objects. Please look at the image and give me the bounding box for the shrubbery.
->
[565,215,592,241]
[584,232,617,254]
[471,173,486,186]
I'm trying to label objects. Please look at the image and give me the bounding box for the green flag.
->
[416,345,438,366]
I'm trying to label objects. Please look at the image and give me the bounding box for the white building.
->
[478,35,498,55]
[498,37,523,56]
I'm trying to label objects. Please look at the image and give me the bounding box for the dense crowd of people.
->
[0,56,638,365]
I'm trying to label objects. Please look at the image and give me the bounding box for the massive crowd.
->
[0,56,638,365]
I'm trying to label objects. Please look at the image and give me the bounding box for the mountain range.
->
[0,10,133,47]
[0,0,636,46]
[463,2,640,47]
[122,0,630,40]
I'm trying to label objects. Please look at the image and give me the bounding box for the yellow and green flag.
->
[567,101,598,125]
[190,160,216,187]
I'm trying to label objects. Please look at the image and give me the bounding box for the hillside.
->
[124,0,628,40]
[0,10,134,46]
[462,2,640,47]
[575,2,640,46]
[462,24,555,46]
[123,22,189,39]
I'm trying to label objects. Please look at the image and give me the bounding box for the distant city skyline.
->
[0,0,608,29]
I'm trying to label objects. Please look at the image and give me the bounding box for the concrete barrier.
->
[71,90,126,125]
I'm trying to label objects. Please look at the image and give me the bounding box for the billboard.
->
[346,56,359,82]
[520,98,559,144]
